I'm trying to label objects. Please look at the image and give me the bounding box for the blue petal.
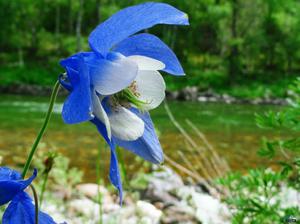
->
[91,117,123,204]
[88,52,138,95]
[0,168,37,206]
[114,33,185,75]
[2,192,56,224]
[89,2,189,56]
[113,108,164,164]
[60,56,93,124]
[0,167,21,181]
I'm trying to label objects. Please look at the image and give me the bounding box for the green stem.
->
[39,172,49,207]
[96,146,103,224]
[30,185,39,224]
[22,81,60,178]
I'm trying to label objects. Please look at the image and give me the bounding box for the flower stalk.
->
[39,172,49,207]
[30,185,39,224]
[22,80,60,178]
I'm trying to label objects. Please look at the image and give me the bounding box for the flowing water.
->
[0,94,287,182]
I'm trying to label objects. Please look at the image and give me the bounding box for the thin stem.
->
[96,145,103,224]
[30,185,39,224]
[22,81,60,178]
[39,172,49,207]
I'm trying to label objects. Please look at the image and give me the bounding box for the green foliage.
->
[219,170,299,223]
[0,65,60,86]
[218,169,290,224]
[1,0,300,93]
[0,147,84,219]
[33,146,83,194]
[129,172,152,190]
[218,78,300,223]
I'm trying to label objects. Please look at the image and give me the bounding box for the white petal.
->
[92,92,111,139]
[91,56,138,96]
[135,70,166,110]
[127,55,165,71]
[109,107,144,141]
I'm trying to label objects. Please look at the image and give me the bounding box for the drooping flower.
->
[0,167,57,224]
[59,2,189,201]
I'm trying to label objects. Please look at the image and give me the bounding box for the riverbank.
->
[0,84,288,105]
[167,86,288,105]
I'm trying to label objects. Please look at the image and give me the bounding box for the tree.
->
[228,0,241,84]
[76,0,84,52]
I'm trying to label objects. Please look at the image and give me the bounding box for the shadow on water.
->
[0,94,287,182]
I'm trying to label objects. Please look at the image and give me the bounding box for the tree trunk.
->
[30,25,38,58]
[18,47,24,68]
[96,0,101,23]
[170,27,177,50]
[287,54,292,75]
[55,4,60,39]
[76,0,84,52]
[55,3,61,52]
[228,0,240,84]
[68,0,73,34]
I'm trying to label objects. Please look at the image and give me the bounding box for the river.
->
[0,94,286,182]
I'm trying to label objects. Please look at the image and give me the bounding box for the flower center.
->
[128,81,140,97]
[111,81,147,110]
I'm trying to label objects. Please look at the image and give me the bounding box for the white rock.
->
[105,206,135,224]
[144,166,184,203]
[69,198,99,217]
[42,203,67,224]
[69,197,121,221]
[136,200,162,224]
[104,203,121,213]
[118,206,136,220]
[177,186,231,224]
[279,186,300,208]
[149,166,184,193]
[76,183,109,199]
[198,96,208,102]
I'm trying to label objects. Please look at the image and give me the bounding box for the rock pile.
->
[42,166,300,223]
[166,87,287,105]
[43,166,231,224]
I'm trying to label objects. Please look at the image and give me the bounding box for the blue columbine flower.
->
[59,2,189,202]
[0,167,57,223]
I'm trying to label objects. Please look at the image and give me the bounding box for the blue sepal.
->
[114,108,164,164]
[60,56,93,124]
[2,192,57,224]
[91,117,123,204]
[89,2,189,56]
[109,144,123,205]
[0,168,37,206]
[115,33,185,76]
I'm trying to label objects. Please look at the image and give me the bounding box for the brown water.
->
[0,94,287,182]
